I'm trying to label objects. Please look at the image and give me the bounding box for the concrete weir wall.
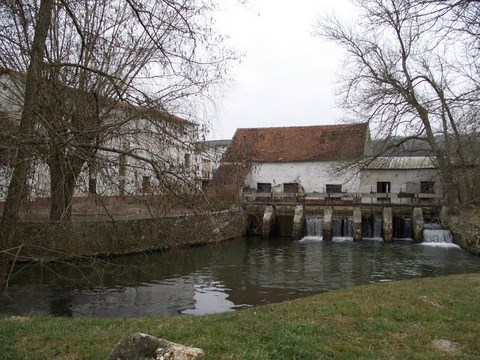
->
[323,206,333,241]
[262,206,276,238]
[353,207,362,241]
[412,207,424,243]
[13,210,244,261]
[292,205,305,240]
[254,205,429,242]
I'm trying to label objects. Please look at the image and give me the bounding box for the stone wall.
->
[12,210,244,261]
[441,206,480,255]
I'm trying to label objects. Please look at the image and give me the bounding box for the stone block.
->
[108,333,204,360]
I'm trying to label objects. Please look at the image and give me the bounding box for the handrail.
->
[241,191,443,205]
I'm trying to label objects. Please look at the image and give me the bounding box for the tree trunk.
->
[49,151,86,221]
[0,0,53,284]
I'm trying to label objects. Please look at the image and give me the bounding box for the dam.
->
[243,191,446,243]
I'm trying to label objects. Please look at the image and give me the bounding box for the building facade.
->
[0,69,199,201]
[194,139,230,189]
[359,156,441,204]
[211,123,371,195]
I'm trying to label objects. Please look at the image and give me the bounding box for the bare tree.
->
[316,0,480,204]
[0,0,236,282]
[0,0,54,282]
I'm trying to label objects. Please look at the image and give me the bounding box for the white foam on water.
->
[298,236,323,243]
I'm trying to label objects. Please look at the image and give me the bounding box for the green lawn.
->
[1,273,479,359]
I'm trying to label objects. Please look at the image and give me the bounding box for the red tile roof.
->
[223,123,369,163]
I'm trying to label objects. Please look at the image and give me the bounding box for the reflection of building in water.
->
[181,273,237,315]
[71,277,196,317]
[0,273,239,318]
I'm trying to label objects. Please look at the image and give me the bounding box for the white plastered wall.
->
[359,168,441,194]
[244,161,359,193]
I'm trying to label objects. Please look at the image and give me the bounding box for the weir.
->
[254,204,451,244]
[332,217,353,238]
[304,217,323,238]
[362,216,383,239]
[423,223,454,244]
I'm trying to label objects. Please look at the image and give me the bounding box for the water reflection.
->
[1,237,479,317]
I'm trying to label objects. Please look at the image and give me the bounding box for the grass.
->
[1,273,479,359]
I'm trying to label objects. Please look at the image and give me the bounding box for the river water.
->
[1,237,479,317]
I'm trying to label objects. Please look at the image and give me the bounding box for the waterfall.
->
[303,217,323,238]
[393,217,413,240]
[333,217,353,239]
[423,222,454,244]
[362,217,383,239]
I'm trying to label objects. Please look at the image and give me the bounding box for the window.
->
[377,181,391,193]
[284,183,299,193]
[257,183,272,192]
[202,159,212,172]
[0,147,13,166]
[142,176,151,193]
[202,159,212,179]
[184,153,191,167]
[326,184,342,193]
[420,181,435,194]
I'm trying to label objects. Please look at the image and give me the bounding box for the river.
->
[0,236,479,317]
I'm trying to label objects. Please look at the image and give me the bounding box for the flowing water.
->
[1,235,479,318]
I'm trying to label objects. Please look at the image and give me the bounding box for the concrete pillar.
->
[383,207,393,242]
[292,205,305,240]
[323,206,333,241]
[261,206,276,238]
[353,206,362,241]
[412,207,424,243]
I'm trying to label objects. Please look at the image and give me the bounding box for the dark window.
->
[184,153,191,167]
[257,183,272,192]
[142,176,151,192]
[284,183,299,193]
[0,147,14,166]
[377,181,391,193]
[420,181,435,194]
[326,184,342,193]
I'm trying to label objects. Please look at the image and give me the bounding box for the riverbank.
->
[442,206,480,255]
[11,209,244,262]
[1,273,479,359]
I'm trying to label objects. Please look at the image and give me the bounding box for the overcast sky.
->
[208,0,357,140]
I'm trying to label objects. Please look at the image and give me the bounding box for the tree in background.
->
[316,0,480,204]
[0,0,236,282]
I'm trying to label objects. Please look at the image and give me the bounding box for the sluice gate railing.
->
[242,191,443,206]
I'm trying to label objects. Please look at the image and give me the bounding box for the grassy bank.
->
[1,273,479,359]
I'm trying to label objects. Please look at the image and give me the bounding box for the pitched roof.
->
[365,157,437,170]
[222,123,369,163]
[0,68,196,128]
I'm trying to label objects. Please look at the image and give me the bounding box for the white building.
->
[210,123,444,205]
[194,139,230,189]
[211,123,371,195]
[0,69,199,201]
[359,156,441,204]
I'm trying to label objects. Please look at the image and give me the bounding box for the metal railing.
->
[242,190,443,206]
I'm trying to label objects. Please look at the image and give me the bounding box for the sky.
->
[208,0,357,140]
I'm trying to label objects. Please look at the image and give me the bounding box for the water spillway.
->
[304,217,323,238]
[332,217,353,238]
[362,216,383,239]
[393,217,413,240]
[423,222,454,244]
[258,205,454,244]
